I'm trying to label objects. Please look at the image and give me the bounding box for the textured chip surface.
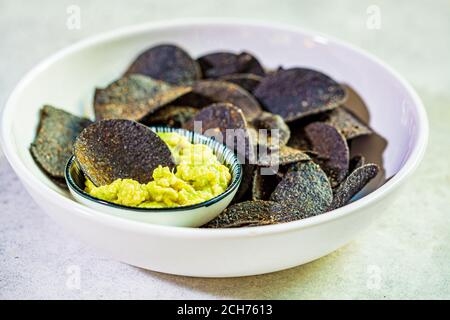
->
[257,146,310,167]
[253,68,346,122]
[142,105,198,128]
[198,51,265,78]
[252,111,291,148]
[184,102,253,159]
[184,102,247,137]
[94,74,191,121]
[189,80,263,120]
[125,44,201,85]
[73,119,175,186]
[324,107,372,140]
[330,163,379,209]
[270,161,333,217]
[203,200,299,228]
[305,122,349,187]
[30,105,92,180]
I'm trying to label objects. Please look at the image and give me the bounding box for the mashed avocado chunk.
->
[85,132,231,208]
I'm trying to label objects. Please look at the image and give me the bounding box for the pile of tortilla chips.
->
[30,43,382,228]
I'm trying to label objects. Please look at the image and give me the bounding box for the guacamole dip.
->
[85,132,231,208]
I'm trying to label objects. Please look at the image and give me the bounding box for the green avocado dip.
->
[85,132,231,208]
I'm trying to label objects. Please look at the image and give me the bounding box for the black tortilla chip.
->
[252,111,291,148]
[203,200,299,228]
[257,145,310,167]
[30,105,92,180]
[253,68,346,122]
[197,51,265,78]
[94,74,191,121]
[324,107,372,140]
[187,80,263,120]
[305,122,349,187]
[73,119,175,186]
[183,102,254,160]
[270,161,333,217]
[141,105,198,128]
[188,103,258,165]
[183,102,247,137]
[330,163,379,209]
[219,73,263,92]
[252,167,282,201]
[124,44,201,85]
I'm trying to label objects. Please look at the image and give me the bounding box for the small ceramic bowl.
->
[65,127,242,227]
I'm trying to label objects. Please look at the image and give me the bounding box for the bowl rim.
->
[0,18,429,238]
[64,126,243,212]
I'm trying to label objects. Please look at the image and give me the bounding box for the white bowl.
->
[0,19,428,277]
[65,127,242,227]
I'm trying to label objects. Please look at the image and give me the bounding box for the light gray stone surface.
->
[1,0,449,299]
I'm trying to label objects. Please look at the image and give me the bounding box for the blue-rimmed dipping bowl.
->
[65,126,242,227]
